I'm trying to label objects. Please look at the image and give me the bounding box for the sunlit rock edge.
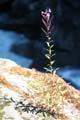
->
[0,58,80,120]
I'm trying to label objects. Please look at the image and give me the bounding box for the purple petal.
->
[42,18,47,28]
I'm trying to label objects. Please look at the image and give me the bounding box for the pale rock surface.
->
[0,58,80,120]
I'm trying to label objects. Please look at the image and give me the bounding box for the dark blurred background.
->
[0,0,80,89]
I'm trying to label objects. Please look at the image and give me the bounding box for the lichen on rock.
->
[0,58,80,120]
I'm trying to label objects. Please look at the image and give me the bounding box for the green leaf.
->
[45,54,50,59]
[53,67,60,74]
[51,53,56,57]
[50,45,54,49]
[45,48,49,51]
[46,42,50,47]
[50,61,55,65]
[49,49,51,55]
[44,67,52,73]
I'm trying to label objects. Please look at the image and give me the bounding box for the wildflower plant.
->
[41,8,55,74]
[41,8,65,115]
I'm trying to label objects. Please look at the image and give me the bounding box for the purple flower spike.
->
[41,8,52,35]
[41,8,51,23]
[41,8,55,74]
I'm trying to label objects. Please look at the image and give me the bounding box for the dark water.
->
[57,67,80,90]
[0,30,33,67]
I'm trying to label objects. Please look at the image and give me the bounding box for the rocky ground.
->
[0,58,80,120]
